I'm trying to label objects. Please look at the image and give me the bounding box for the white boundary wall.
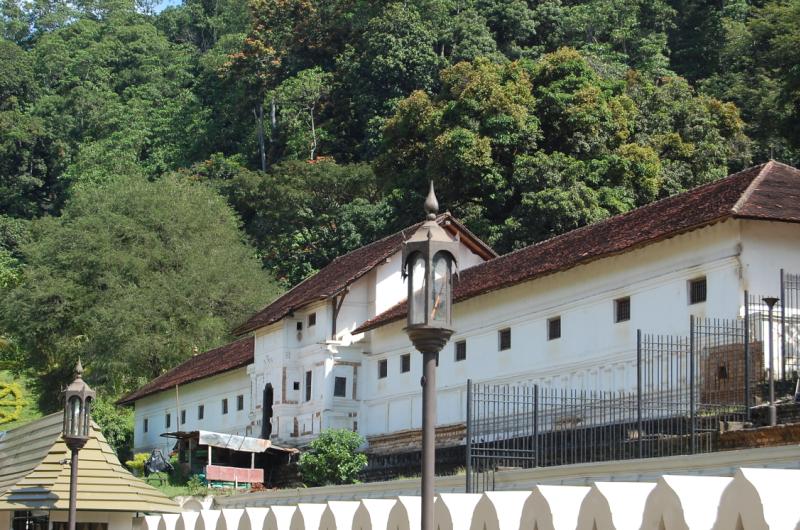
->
[149,467,800,530]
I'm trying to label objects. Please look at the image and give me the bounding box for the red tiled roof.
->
[117,337,254,405]
[354,161,800,333]
[232,214,496,335]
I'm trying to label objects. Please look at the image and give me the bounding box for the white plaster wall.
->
[133,368,252,454]
[740,221,800,296]
[361,220,749,436]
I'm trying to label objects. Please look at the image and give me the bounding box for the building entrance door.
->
[262,383,274,438]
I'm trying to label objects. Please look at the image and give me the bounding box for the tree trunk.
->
[254,104,266,172]
[309,105,317,160]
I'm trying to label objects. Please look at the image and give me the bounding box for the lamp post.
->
[763,297,779,426]
[402,182,457,530]
[63,359,96,530]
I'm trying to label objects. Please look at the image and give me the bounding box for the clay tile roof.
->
[355,161,800,333]
[232,214,496,336]
[117,336,254,405]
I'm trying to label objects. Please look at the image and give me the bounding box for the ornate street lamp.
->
[63,359,95,530]
[402,182,457,530]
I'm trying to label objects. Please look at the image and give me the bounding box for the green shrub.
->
[186,474,207,496]
[298,429,368,486]
[125,453,149,476]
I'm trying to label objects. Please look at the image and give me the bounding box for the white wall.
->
[133,368,252,454]
[359,219,766,436]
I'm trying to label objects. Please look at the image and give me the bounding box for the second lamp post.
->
[402,182,457,530]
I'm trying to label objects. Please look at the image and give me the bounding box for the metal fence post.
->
[465,378,472,493]
[689,315,696,455]
[637,329,643,459]
[744,290,751,421]
[533,384,539,468]
[781,269,787,380]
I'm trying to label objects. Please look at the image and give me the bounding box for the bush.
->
[125,453,149,476]
[297,429,368,486]
[92,397,133,460]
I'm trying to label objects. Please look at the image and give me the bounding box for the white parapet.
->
[521,485,591,530]
[178,512,201,530]
[221,510,246,530]
[199,511,222,530]
[470,491,532,530]
[640,475,732,530]
[713,468,800,530]
[291,504,328,530]
[160,514,181,530]
[242,508,270,530]
[352,499,398,530]
[577,482,656,530]
[321,502,361,530]
[146,515,163,530]
[435,494,482,530]
[387,497,422,530]
[267,506,298,530]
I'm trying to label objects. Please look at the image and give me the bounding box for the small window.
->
[435,351,440,367]
[198,405,204,420]
[378,359,388,379]
[455,340,467,361]
[165,413,171,428]
[717,365,729,380]
[305,370,312,401]
[334,376,347,397]
[308,313,316,327]
[401,353,411,373]
[689,277,707,304]
[180,409,186,425]
[293,381,300,391]
[498,328,511,350]
[548,317,561,340]
[296,321,303,331]
[222,398,229,415]
[615,297,631,323]
[237,394,244,411]
[143,418,148,433]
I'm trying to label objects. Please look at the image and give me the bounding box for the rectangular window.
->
[498,328,511,350]
[180,409,186,425]
[143,418,148,433]
[198,405,204,420]
[222,398,228,415]
[293,381,300,391]
[237,394,244,411]
[615,297,631,323]
[308,313,316,327]
[378,359,388,379]
[296,321,303,331]
[165,413,171,428]
[334,376,347,397]
[548,317,561,340]
[305,370,312,401]
[401,353,411,373]
[689,277,707,304]
[455,340,467,361]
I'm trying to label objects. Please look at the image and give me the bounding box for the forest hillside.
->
[1,0,798,417]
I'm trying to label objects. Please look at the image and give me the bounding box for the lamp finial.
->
[424,181,438,220]
[74,358,83,379]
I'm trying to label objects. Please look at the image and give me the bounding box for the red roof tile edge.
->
[232,214,496,336]
[354,161,800,334]
[117,336,254,405]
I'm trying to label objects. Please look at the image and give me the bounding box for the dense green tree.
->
[0,175,279,410]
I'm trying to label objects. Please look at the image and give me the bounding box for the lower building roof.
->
[0,413,178,513]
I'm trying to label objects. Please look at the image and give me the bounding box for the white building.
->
[121,161,800,459]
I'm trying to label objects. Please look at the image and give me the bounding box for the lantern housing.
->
[402,182,458,354]
[63,359,95,444]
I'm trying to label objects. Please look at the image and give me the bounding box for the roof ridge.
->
[732,161,773,214]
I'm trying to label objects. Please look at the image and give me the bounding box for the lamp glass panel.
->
[431,254,450,323]
[68,396,82,437]
[83,397,93,437]
[410,254,426,325]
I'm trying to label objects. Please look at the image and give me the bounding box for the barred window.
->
[237,394,244,411]
[499,328,511,350]
[455,340,467,361]
[548,317,561,340]
[198,404,204,420]
[689,277,707,304]
[334,376,347,397]
[378,359,388,379]
[165,413,171,428]
[401,353,411,373]
[180,409,186,425]
[143,418,148,432]
[615,297,631,323]
[222,398,228,414]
